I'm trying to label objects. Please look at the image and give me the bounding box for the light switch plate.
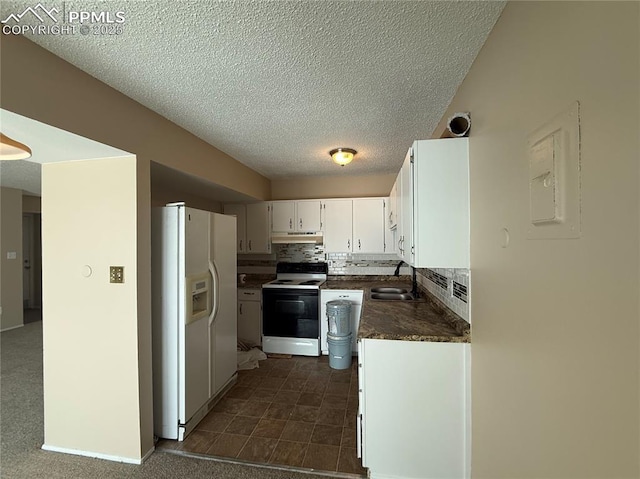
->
[527,101,581,239]
[110,266,124,283]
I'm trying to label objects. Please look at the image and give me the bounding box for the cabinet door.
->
[384,199,395,254]
[246,203,271,254]
[388,182,398,229]
[399,148,414,264]
[394,170,403,257]
[238,300,261,345]
[353,198,385,253]
[322,200,353,253]
[223,204,247,253]
[412,138,470,268]
[296,200,322,232]
[357,339,365,460]
[271,201,295,232]
[361,339,469,478]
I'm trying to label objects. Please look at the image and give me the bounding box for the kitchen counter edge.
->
[323,278,471,344]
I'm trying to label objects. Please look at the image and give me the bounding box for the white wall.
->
[41,155,153,462]
[0,187,23,331]
[434,2,639,477]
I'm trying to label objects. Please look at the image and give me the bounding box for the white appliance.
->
[152,203,237,440]
[262,262,327,356]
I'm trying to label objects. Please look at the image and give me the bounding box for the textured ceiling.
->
[1,1,504,179]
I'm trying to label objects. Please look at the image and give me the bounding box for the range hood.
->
[271,232,324,245]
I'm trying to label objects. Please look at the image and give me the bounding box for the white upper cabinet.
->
[223,204,247,253]
[352,198,385,253]
[384,198,395,254]
[295,200,322,231]
[271,201,295,232]
[396,138,469,268]
[322,199,353,253]
[271,200,322,232]
[245,203,271,254]
[412,138,469,268]
[398,148,414,264]
[321,198,388,254]
[388,181,398,229]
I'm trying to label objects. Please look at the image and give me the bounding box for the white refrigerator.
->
[152,203,237,440]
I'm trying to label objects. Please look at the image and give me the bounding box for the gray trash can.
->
[326,300,352,370]
[327,333,352,370]
[326,300,352,336]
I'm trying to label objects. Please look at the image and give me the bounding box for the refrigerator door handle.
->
[208,260,220,326]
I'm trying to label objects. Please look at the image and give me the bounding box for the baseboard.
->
[141,445,155,462]
[42,443,153,465]
[1,324,24,333]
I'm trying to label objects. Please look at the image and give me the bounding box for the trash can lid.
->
[326,300,352,309]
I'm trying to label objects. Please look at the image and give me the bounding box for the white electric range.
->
[261,262,328,356]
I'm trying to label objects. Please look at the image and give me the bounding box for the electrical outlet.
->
[110,266,124,283]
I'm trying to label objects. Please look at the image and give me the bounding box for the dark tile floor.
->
[158,355,366,476]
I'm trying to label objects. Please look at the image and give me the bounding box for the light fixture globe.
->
[329,147,356,166]
[0,133,32,161]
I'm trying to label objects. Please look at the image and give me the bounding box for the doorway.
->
[22,213,42,323]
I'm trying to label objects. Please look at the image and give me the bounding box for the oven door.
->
[262,288,319,339]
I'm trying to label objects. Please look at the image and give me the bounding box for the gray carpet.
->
[0,322,340,479]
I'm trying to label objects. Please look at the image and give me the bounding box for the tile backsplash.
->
[237,244,470,322]
[416,268,470,322]
[237,244,406,276]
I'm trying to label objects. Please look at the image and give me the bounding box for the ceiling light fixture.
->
[0,133,32,160]
[329,147,357,166]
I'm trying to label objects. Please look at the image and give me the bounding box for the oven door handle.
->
[208,260,220,327]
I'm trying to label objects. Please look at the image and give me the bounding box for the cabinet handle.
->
[248,240,252,251]
[347,239,350,250]
[239,239,243,251]
[289,218,292,229]
[299,218,303,228]
[239,304,243,314]
[358,239,361,250]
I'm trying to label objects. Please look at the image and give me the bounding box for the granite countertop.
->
[323,277,470,343]
[237,274,470,343]
[237,275,274,289]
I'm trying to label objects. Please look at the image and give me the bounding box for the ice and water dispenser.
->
[187,274,211,324]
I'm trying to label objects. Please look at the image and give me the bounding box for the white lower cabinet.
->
[359,338,470,479]
[237,289,261,345]
[320,289,363,355]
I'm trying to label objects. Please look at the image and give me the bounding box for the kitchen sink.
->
[370,292,415,301]
[370,287,409,294]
